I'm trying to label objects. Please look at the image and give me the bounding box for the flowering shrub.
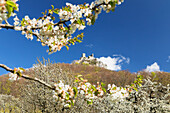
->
[5,60,142,108]
[107,84,129,101]
[0,94,22,112]
[0,60,169,112]
[19,60,76,112]
[42,74,142,108]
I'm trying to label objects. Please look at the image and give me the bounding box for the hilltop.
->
[0,62,169,97]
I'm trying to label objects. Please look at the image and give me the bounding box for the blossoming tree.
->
[0,0,144,109]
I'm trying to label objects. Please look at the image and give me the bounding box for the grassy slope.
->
[58,63,170,86]
[0,63,169,97]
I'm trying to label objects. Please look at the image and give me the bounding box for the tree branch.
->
[0,24,14,29]
[0,64,56,90]
[0,2,105,31]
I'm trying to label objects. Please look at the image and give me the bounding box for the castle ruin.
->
[72,53,107,68]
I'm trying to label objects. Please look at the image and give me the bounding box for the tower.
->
[82,53,86,58]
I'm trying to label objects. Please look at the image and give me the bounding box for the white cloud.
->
[145,62,160,72]
[166,56,170,62]
[113,54,130,64]
[85,44,93,48]
[97,55,130,71]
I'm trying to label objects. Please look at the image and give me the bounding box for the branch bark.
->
[0,24,14,29]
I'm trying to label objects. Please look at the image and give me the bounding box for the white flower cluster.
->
[52,77,131,107]
[107,83,129,101]
[0,0,19,24]
[53,80,75,107]
[11,0,124,53]
[8,73,19,81]
[14,15,72,52]
[60,2,93,27]
[52,78,106,107]
[13,14,80,53]
[95,0,124,13]
[77,82,104,101]
[8,67,23,81]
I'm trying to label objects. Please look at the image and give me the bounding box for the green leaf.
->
[94,90,100,96]
[71,42,75,45]
[151,72,156,77]
[115,0,119,4]
[18,67,25,72]
[21,18,26,26]
[66,93,70,100]
[71,100,74,106]
[51,5,54,10]
[130,84,134,87]
[54,9,59,14]
[13,70,16,74]
[91,85,96,90]
[65,45,69,50]
[51,16,55,21]
[133,87,138,91]
[138,83,142,87]
[87,99,93,105]
[49,47,52,52]
[6,1,17,8]
[48,9,52,14]
[41,12,44,15]
[17,71,22,77]
[45,10,47,15]
[77,19,81,25]
[65,27,68,31]
[52,41,55,46]
[82,20,85,26]
[77,75,83,77]
[121,92,125,96]
[112,87,117,90]
[64,7,72,13]
[29,30,33,34]
[110,1,114,7]
[80,77,84,81]
[6,5,13,17]
[134,80,137,84]
[87,89,92,94]
[74,79,79,83]
[47,25,52,30]
[102,87,106,93]
[76,39,82,43]
[101,82,105,87]
[73,87,78,97]
[87,100,93,105]
[91,15,96,25]
[109,1,116,12]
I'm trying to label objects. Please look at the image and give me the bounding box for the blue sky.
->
[0,0,170,75]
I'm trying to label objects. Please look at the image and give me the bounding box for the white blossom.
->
[14,26,21,31]
[24,15,30,21]
[8,73,18,81]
